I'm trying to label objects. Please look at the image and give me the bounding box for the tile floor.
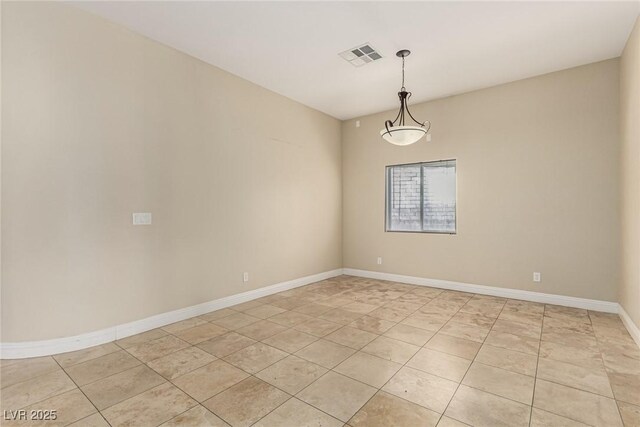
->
[1,275,639,426]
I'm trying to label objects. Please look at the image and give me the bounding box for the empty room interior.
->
[2,1,640,426]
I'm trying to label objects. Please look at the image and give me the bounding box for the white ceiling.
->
[71,1,639,120]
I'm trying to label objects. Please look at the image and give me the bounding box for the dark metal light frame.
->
[383,50,431,135]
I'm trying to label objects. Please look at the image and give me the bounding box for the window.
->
[386,160,456,233]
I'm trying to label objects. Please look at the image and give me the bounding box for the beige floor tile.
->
[475,344,537,376]
[498,309,543,326]
[126,335,190,363]
[53,343,120,368]
[445,385,530,427]
[256,355,327,394]
[609,372,640,406]
[80,365,165,410]
[602,352,640,375]
[243,304,286,319]
[254,397,343,427]
[173,323,228,344]
[544,305,590,323]
[425,333,482,360]
[334,351,402,388]
[295,339,356,368]
[402,312,451,331]
[537,358,613,397]
[440,322,490,343]
[317,296,353,308]
[231,300,265,312]
[269,311,315,327]
[342,301,380,314]
[407,348,471,382]
[618,401,640,427]
[539,340,604,369]
[262,329,318,353]
[492,319,541,339]
[368,306,411,322]
[147,346,216,380]
[325,326,377,350]
[533,379,623,426]
[410,287,443,298]
[67,413,111,427]
[15,389,96,426]
[160,405,229,426]
[0,357,61,389]
[197,332,256,358]
[199,308,236,322]
[162,317,208,334]
[543,317,595,336]
[382,366,458,413]
[235,320,288,341]
[542,329,598,349]
[65,350,141,386]
[297,371,377,422]
[462,362,534,405]
[349,391,440,427]
[437,416,470,426]
[459,301,504,318]
[271,296,312,310]
[449,312,496,328]
[348,316,396,334]
[292,318,342,337]
[319,308,364,325]
[384,323,435,346]
[361,336,420,363]
[102,382,196,426]
[115,329,169,349]
[211,312,261,330]
[485,331,539,355]
[1,370,76,412]
[223,342,287,373]
[203,377,289,427]
[292,302,333,317]
[530,408,589,426]
[172,359,249,402]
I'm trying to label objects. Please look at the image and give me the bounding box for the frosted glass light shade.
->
[380,125,426,146]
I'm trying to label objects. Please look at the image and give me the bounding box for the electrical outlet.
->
[377,257,383,265]
[426,134,432,142]
[533,272,541,282]
[243,272,249,282]
[356,120,361,128]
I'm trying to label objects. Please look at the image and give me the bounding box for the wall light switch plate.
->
[243,272,249,282]
[133,213,152,225]
[426,134,432,142]
[533,272,541,282]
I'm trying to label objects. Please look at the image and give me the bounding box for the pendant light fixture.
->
[380,49,430,146]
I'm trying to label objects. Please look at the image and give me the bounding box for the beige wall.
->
[1,2,342,342]
[343,59,620,302]
[620,15,640,328]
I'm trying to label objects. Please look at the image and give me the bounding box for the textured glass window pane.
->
[423,161,456,232]
[386,160,456,233]
[388,165,422,231]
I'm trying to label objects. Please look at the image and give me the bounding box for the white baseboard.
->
[3,267,634,358]
[0,269,343,359]
[343,268,620,313]
[619,305,640,348]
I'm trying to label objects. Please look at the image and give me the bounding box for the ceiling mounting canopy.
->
[380,49,430,146]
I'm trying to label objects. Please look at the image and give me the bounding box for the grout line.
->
[50,356,113,426]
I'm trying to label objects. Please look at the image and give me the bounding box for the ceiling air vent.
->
[339,43,383,67]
